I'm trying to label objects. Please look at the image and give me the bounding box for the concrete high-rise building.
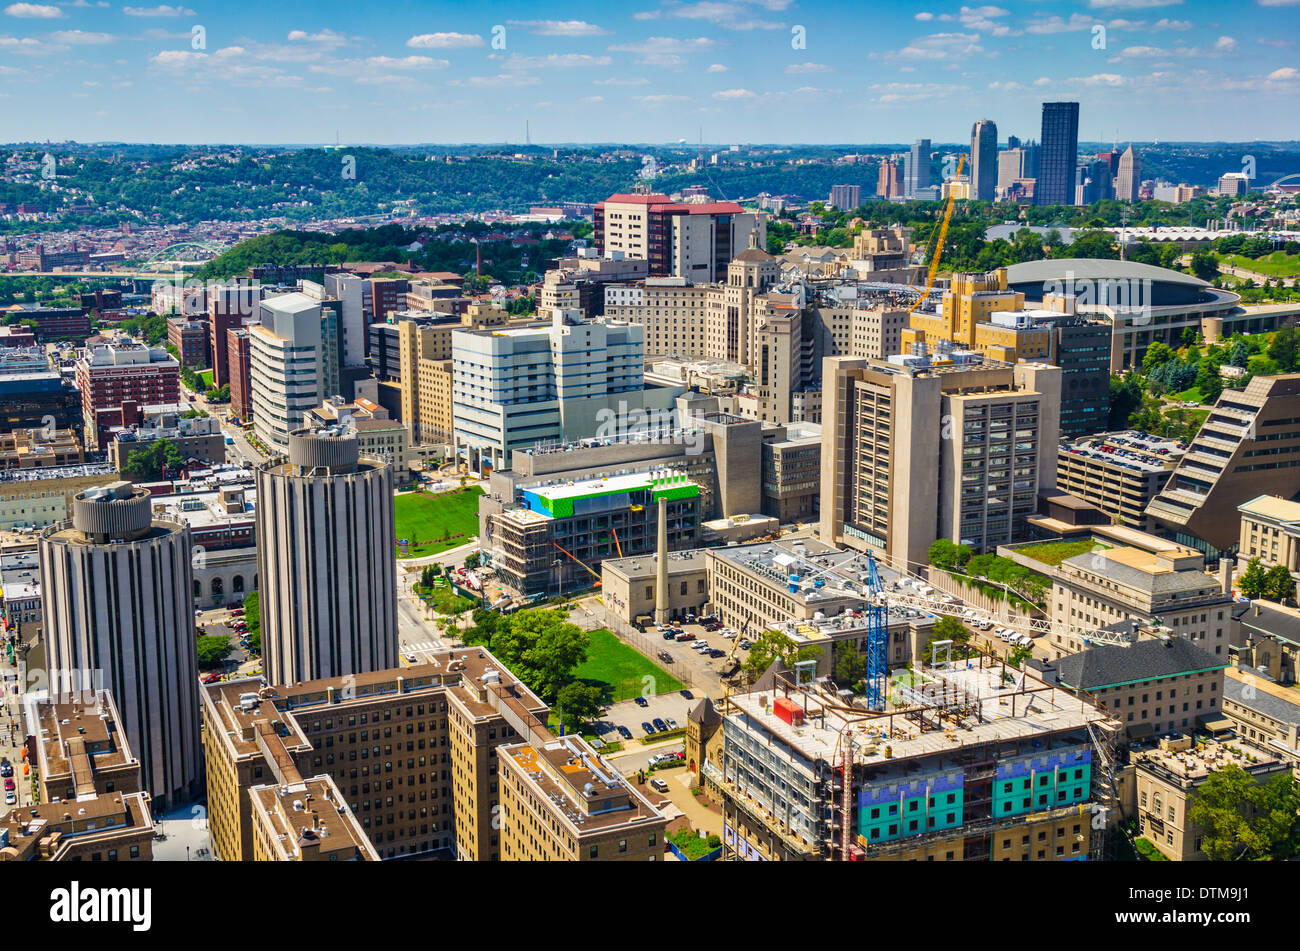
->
[452,309,684,472]
[1146,374,1300,555]
[255,426,398,687]
[594,193,764,281]
[250,292,340,453]
[1114,145,1142,203]
[820,356,1061,569]
[75,343,181,449]
[1037,102,1080,206]
[876,158,904,199]
[906,139,932,197]
[997,149,1026,193]
[970,120,998,201]
[38,481,201,809]
[207,282,259,387]
[828,184,862,211]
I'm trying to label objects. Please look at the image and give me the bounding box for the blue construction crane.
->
[864,550,889,711]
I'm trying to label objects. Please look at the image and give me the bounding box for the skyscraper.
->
[970,119,998,201]
[876,158,903,199]
[1037,102,1080,206]
[255,425,399,686]
[906,139,931,198]
[39,481,202,809]
[1115,145,1142,202]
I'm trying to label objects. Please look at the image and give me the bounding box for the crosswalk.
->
[402,640,443,658]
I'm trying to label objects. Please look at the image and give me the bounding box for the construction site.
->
[702,645,1124,862]
[483,468,702,598]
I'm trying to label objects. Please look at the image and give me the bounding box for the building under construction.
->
[696,649,1123,861]
[485,468,701,597]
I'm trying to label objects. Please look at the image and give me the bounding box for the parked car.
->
[680,689,693,700]
[739,639,752,651]
[201,673,221,684]
[617,725,633,740]
[708,648,726,658]
[0,764,12,779]
[4,793,14,806]
[641,721,656,735]
[657,651,675,664]
[662,630,677,640]
[3,778,14,791]
[650,778,669,793]
[652,718,668,732]
[675,632,694,642]
[665,718,679,731]
[634,696,649,708]
[231,608,245,617]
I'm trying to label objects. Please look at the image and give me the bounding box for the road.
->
[0,657,30,818]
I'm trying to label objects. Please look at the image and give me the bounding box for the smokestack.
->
[655,493,669,624]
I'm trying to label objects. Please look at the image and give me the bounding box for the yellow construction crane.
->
[906,153,965,320]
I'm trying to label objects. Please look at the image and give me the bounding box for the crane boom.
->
[906,153,965,320]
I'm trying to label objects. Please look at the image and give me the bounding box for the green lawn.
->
[1015,539,1111,568]
[1219,252,1300,279]
[1171,385,1207,404]
[572,628,683,703]
[394,487,483,558]
[414,584,477,615]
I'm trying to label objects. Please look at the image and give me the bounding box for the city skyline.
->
[0,0,1295,145]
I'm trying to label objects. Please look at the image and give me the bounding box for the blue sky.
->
[1,0,1297,144]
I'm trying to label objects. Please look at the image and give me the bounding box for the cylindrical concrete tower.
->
[256,425,398,686]
[39,480,201,810]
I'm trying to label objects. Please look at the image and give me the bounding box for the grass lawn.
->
[394,487,483,558]
[572,628,683,703]
[1171,385,1206,404]
[1219,252,1300,279]
[414,584,476,615]
[1016,539,1111,568]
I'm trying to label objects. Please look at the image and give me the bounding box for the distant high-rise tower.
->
[906,139,932,197]
[970,119,998,201]
[877,158,904,199]
[1037,102,1080,206]
[1115,145,1142,202]
[256,426,398,687]
[1006,135,1021,151]
[39,481,201,809]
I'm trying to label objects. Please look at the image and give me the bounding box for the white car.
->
[978,620,995,631]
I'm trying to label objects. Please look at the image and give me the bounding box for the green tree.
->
[926,615,970,660]
[1238,558,1268,599]
[1189,250,1219,282]
[1141,341,1175,372]
[121,439,184,481]
[242,590,261,654]
[555,682,603,733]
[1188,767,1300,861]
[832,640,870,687]
[1263,564,1296,604]
[1107,374,1143,430]
[490,608,589,702]
[743,629,823,682]
[1007,644,1033,669]
[1267,326,1299,373]
[464,551,481,570]
[196,634,234,668]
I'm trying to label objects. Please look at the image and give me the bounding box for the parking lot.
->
[642,616,750,685]
[595,687,698,745]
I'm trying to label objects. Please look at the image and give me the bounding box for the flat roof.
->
[1238,494,1300,524]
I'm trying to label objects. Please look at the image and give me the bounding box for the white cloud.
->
[1150,17,1194,29]
[785,62,830,74]
[506,19,611,37]
[1267,66,1300,80]
[502,53,612,69]
[633,9,661,19]
[608,35,713,67]
[580,95,603,102]
[868,80,964,103]
[287,29,348,47]
[365,55,449,69]
[123,4,195,15]
[5,3,63,17]
[706,63,727,72]
[713,87,757,99]
[666,2,784,30]
[0,32,61,52]
[448,73,540,88]
[915,11,934,20]
[635,93,689,103]
[1213,35,1237,52]
[50,29,113,43]
[407,32,484,49]
[1087,0,1183,8]
[594,76,650,85]
[885,31,984,60]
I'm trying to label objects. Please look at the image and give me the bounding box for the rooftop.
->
[1238,494,1300,524]
[1056,636,1226,691]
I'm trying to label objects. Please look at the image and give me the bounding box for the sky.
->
[0,0,1298,145]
